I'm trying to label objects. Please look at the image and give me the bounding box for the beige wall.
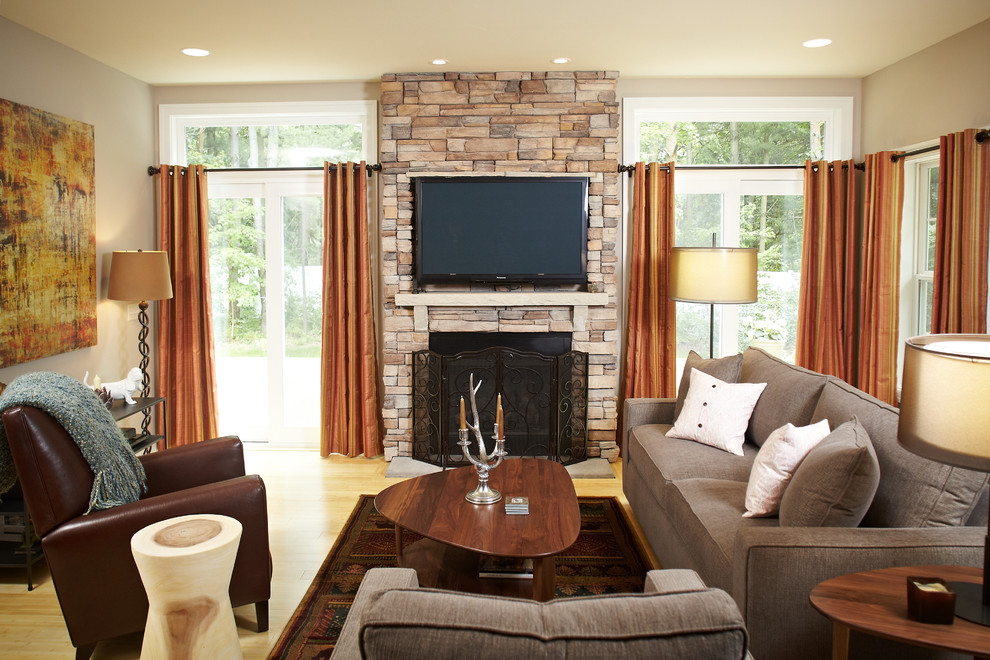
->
[0,18,155,388]
[862,19,990,153]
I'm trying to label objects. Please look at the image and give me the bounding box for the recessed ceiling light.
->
[552,57,571,64]
[802,38,832,49]
[182,48,211,57]
[431,58,448,65]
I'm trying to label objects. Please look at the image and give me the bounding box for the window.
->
[160,102,376,447]
[624,97,853,368]
[898,151,939,385]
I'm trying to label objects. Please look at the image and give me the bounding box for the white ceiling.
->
[2,0,989,85]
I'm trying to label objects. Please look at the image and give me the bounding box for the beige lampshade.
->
[668,247,758,304]
[898,334,990,472]
[107,250,174,302]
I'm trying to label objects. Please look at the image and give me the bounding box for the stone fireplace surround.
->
[379,70,620,462]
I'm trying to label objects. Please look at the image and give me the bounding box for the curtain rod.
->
[148,163,383,176]
[617,162,863,177]
[891,129,990,162]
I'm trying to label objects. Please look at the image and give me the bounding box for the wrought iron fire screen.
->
[412,347,588,467]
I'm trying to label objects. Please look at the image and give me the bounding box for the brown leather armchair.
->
[1,405,272,660]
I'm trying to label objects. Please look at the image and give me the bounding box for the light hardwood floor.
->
[0,449,656,659]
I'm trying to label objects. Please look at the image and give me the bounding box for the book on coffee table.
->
[478,556,534,579]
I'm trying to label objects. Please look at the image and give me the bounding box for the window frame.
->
[622,96,854,166]
[158,100,377,166]
[897,147,939,387]
[157,101,377,448]
[621,96,854,365]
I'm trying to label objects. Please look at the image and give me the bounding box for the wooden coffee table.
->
[810,565,990,659]
[375,458,580,601]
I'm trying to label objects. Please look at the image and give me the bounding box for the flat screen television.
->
[414,176,588,285]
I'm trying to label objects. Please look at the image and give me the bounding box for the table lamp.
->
[107,250,174,397]
[669,246,758,358]
[899,334,990,625]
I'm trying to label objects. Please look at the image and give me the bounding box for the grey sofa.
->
[331,567,751,659]
[622,346,989,660]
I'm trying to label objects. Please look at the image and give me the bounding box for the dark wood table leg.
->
[394,525,403,564]
[532,555,555,602]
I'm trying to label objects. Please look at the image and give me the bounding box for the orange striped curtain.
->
[932,129,990,334]
[858,152,904,404]
[622,162,677,402]
[157,164,220,446]
[320,161,382,457]
[796,160,857,381]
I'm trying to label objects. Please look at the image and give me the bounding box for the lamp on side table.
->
[108,250,173,436]
[899,334,990,625]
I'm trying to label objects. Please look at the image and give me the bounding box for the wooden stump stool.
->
[131,514,244,660]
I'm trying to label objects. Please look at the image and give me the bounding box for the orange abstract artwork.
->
[0,98,96,367]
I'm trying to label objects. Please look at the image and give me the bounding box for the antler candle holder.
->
[458,374,507,505]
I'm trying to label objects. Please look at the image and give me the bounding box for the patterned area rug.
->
[268,495,651,659]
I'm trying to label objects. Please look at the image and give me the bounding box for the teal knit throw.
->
[0,371,147,512]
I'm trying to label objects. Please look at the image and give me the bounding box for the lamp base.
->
[950,581,990,625]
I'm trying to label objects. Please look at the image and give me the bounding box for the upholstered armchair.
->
[1,405,272,660]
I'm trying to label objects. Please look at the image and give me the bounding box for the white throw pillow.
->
[743,419,832,518]
[665,368,767,456]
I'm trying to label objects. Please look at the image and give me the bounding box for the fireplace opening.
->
[413,333,587,467]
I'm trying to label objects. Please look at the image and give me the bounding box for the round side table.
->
[131,514,244,660]
[810,565,990,659]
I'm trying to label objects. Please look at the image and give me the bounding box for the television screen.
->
[414,176,588,285]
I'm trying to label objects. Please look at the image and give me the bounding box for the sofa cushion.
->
[744,419,831,518]
[357,584,749,659]
[674,350,744,419]
[741,347,828,446]
[664,479,778,593]
[779,418,880,527]
[629,424,757,489]
[667,369,767,456]
[811,377,988,528]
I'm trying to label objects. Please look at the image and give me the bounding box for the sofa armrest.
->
[621,398,675,470]
[644,568,708,594]
[140,436,246,497]
[331,568,419,660]
[731,525,984,659]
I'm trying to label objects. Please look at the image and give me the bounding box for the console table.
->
[0,495,43,590]
[110,396,166,453]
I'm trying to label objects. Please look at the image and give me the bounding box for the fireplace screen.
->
[412,347,588,466]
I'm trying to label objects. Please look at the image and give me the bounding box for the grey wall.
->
[0,17,156,388]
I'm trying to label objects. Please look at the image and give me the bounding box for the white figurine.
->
[83,372,102,390]
[101,367,143,405]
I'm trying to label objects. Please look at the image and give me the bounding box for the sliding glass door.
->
[208,173,323,447]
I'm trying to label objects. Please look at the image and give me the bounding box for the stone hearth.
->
[379,71,620,461]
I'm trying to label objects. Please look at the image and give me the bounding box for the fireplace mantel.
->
[394,291,609,332]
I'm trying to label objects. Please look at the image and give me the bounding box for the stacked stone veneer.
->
[379,71,620,461]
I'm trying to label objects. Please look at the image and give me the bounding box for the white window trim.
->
[622,96,854,165]
[158,100,378,165]
[897,145,939,388]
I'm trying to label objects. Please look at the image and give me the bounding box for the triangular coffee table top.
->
[376,458,580,600]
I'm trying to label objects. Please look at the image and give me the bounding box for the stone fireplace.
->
[379,71,620,462]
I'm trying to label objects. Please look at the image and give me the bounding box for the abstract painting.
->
[0,98,96,367]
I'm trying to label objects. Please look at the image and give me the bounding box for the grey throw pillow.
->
[674,351,743,419]
[779,418,880,527]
